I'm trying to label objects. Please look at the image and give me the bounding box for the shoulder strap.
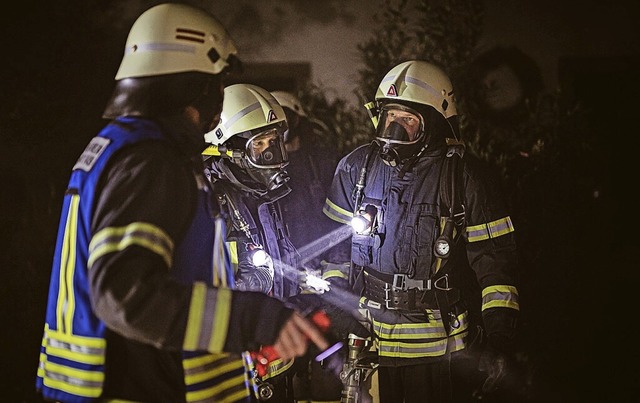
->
[439,140,466,226]
[434,140,466,261]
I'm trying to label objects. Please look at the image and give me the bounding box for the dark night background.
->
[1,1,639,402]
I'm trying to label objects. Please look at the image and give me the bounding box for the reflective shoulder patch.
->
[73,137,111,172]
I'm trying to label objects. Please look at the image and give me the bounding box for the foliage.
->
[299,83,373,158]
[301,0,485,155]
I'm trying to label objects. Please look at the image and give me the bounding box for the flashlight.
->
[351,205,377,235]
[250,248,269,267]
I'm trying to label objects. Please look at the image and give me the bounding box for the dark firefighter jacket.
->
[206,175,301,384]
[322,142,520,367]
[36,116,293,402]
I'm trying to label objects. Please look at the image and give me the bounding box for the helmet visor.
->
[375,104,424,145]
[245,128,288,169]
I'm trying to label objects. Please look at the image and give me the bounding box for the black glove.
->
[478,345,508,394]
[477,309,520,397]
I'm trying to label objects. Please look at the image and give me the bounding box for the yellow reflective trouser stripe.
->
[446,333,466,353]
[186,372,249,403]
[377,330,467,358]
[323,198,352,224]
[183,353,245,384]
[262,358,294,380]
[372,318,448,339]
[482,285,520,311]
[88,222,174,269]
[466,216,514,242]
[184,283,231,352]
[371,310,469,358]
[57,194,80,333]
[183,353,249,402]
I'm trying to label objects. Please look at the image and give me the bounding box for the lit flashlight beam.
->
[295,224,353,266]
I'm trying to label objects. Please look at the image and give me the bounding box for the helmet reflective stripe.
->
[223,102,263,134]
[375,60,457,119]
[381,75,444,101]
[115,3,238,79]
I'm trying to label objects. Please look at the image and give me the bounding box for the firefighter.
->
[35,4,327,402]
[202,83,303,402]
[322,60,521,402]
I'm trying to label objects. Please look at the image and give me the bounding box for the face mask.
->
[376,104,425,166]
[245,128,288,169]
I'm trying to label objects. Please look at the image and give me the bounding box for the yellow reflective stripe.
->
[482,285,520,311]
[466,216,514,242]
[39,359,103,398]
[446,333,466,353]
[183,352,227,370]
[322,270,347,280]
[186,373,249,402]
[184,283,232,352]
[323,198,353,224]
[57,194,80,333]
[41,359,104,382]
[372,319,447,339]
[377,339,448,358]
[184,355,244,384]
[227,241,239,273]
[44,322,106,366]
[378,331,468,358]
[88,222,174,269]
[184,282,207,350]
[262,358,294,380]
[210,287,231,352]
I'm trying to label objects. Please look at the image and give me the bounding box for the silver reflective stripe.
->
[48,338,104,356]
[88,222,174,269]
[482,285,520,311]
[127,42,196,55]
[42,368,103,389]
[370,310,469,358]
[466,217,514,242]
[225,102,261,131]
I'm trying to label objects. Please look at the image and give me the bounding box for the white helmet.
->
[374,61,458,166]
[204,84,289,192]
[375,60,457,119]
[115,3,239,80]
[270,91,307,117]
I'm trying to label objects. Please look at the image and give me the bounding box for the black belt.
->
[363,269,437,311]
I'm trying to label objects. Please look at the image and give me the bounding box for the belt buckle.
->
[392,274,431,291]
[383,282,396,310]
[392,274,407,290]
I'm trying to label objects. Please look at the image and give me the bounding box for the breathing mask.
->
[234,126,289,191]
[375,103,425,166]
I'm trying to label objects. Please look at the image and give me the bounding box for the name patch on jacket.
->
[73,137,111,172]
